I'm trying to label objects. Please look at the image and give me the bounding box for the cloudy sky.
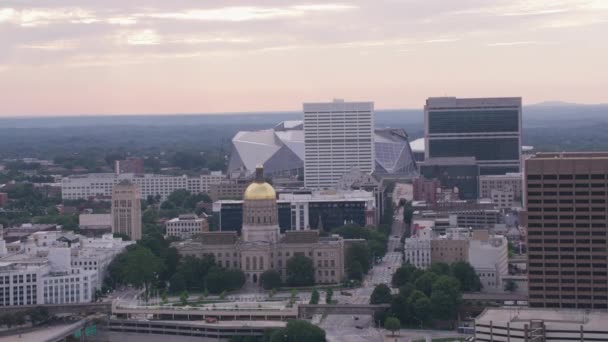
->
[0,0,607,116]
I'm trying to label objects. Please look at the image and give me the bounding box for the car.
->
[355,325,363,329]
[340,291,353,296]
[353,316,359,320]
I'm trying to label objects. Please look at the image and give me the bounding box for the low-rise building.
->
[79,213,112,236]
[413,178,440,204]
[468,230,508,291]
[479,172,522,201]
[404,227,508,292]
[0,230,133,307]
[165,214,209,239]
[404,227,432,269]
[475,307,608,342]
[61,171,226,201]
[430,228,470,265]
[489,188,515,210]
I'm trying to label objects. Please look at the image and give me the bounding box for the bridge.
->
[463,292,528,303]
[298,304,390,318]
[0,302,111,315]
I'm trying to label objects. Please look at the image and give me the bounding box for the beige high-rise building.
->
[111,180,142,241]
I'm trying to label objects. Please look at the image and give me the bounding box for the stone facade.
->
[174,166,345,285]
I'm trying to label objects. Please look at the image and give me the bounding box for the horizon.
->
[1,1,607,116]
[0,100,606,119]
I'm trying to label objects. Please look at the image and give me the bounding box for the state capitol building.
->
[175,166,346,285]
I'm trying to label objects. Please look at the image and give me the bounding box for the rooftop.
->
[421,157,477,166]
[426,97,522,109]
[530,152,608,160]
[281,230,320,244]
[476,307,608,330]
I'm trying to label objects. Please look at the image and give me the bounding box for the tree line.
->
[373,262,482,329]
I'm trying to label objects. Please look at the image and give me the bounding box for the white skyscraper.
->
[303,99,374,189]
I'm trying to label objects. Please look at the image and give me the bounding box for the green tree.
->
[384,317,401,336]
[260,270,282,290]
[169,272,186,293]
[269,320,326,342]
[286,255,315,287]
[408,290,431,327]
[346,260,364,281]
[429,262,452,276]
[504,279,518,292]
[451,261,482,292]
[391,264,418,287]
[370,284,392,305]
[346,243,371,276]
[390,294,409,324]
[224,269,246,291]
[430,289,457,321]
[325,288,334,304]
[28,306,50,325]
[414,272,438,297]
[310,289,320,304]
[180,291,189,306]
[123,245,165,298]
[430,276,462,321]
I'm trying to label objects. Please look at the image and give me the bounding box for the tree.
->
[370,284,392,305]
[224,269,246,291]
[392,264,418,287]
[390,294,409,324]
[346,260,364,281]
[270,320,326,342]
[414,272,438,297]
[169,272,186,293]
[384,317,401,336]
[310,289,320,304]
[180,291,189,306]
[430,289,457,321]
[504,279,518,292]
[14,312,26,326]
[346,243,371,275]
[28,306,50,325]
[286,255,315,287]
[408,290,431,327]
[260,270,282,290]
[123,245,165,298]
[325,288,334,304]
[451,262,482,292]
[429,262,452,276]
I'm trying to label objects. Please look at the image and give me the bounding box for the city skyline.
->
[1,0,607,116]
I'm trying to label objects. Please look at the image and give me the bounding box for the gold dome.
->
[243,164,276,200]
[243,182,276,200]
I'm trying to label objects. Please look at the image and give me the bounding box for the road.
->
[323,202,405,342]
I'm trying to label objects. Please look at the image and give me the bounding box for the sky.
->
[0,0,607,116]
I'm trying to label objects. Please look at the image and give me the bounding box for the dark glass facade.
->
[428,138,519,161]
[218,200,368,232]
[308,201,367,231]
[428,110,519,133]
[277,203,292,232]
[218,202,243,232]
[420,164,479,200]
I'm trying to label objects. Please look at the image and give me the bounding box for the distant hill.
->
[0,102,606,133]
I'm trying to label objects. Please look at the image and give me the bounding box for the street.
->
[323,186,406,342]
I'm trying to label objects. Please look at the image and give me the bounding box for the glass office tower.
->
[425,97,522,175]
